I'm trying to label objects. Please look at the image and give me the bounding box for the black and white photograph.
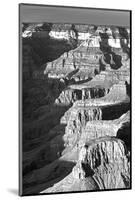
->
[19,4,131,196]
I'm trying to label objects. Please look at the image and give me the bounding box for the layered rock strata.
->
[22,24,131,195]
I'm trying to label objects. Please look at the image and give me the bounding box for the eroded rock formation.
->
[22,23,131,195]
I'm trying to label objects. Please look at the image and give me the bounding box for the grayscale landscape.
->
[22,23,130,195]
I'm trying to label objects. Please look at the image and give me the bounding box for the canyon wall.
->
[22,23,131,195]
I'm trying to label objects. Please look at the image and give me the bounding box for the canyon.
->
[22,23,131,195]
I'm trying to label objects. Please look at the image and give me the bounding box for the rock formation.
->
[22,23,131,195]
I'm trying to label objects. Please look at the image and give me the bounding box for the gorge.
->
[22,23,131,195]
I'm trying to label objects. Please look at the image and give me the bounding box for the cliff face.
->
[72,137,130,189]
[22,23,130,195]
[43,39,102,80]
[41,138,130,193]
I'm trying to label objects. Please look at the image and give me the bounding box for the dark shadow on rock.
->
[22,37,75,81]
[99,31,122,70]
[81,163,94,177]
[22,72,74,178]
[118,27,130,56]
[110,52,122,69]
[66,68,79,80]
[23,160,76,195]
[125,81,130,97]
[117,122,131,151]
[23,123,67,176]
[102,102,130,120]
[22,77,68,120]
[71,77,92,85]
[23,37,73,65]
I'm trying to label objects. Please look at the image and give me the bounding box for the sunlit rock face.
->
[79,111,130,145]
[44,25,130,81]
[43,39,102,80]
[72,137,130,189]
[22,23,130,195]
[55,87,109,106]
[22,23,130,81]
[42,137,130,193]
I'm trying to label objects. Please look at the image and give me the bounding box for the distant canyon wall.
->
[22,23,130,48]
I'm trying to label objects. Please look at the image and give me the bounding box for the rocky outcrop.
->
[79,111,130,146]
[42,138,130,193]
[72,137,130,189]
[61,81,129,125]
[73,81,129,107]
[38,81,130,193]
[44,39,102,80]
[43,25,130,80]
[55,87,109,106]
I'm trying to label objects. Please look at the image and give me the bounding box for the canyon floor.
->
[21,24,131,195]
